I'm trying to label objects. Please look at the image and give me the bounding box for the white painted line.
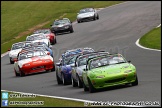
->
[1,51,9,57]
[135,38,161,51]
[156,24,161,28]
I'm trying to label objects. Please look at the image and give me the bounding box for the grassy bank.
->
[1,1,124,54]
[139,26,161,50]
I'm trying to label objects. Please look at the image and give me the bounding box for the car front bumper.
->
[88,72,137,89]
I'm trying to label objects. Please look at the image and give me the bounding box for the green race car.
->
[82,53,138,93]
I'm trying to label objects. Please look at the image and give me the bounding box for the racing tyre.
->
[97,15,99,20]
[132,75,138,86]
[56,72,63,84]
[93,15,96,20]
[83,82,89,91]
[77,75,83,88]
[10,59,14,64]
[20,70,25,77]
[72,76,78,87]
[51,65,55,72]
[77,20,81,23]
[54,38,57,44]
[70,28,74,33]
[14,69,19,76]
[61,73,68,85]
[88,78,96,93]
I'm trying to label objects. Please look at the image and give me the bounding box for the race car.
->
[71,51,109,88]
[82,53,138,93]
[14,49,55,77]
[33,29,57,45]
[50,18,74,35]
[55,48,94,85]
[26,33,50,47]
[77,8,99,23]
[8,42,25,64]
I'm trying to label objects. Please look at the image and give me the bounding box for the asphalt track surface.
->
[1,1,161,104]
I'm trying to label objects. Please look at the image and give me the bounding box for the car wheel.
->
[51,38,54,45]
[97,15,99,20]
[54,38,57,44]
[132,75,138,86]
[70,28,74,33]
[61,73,67,85]
[10,59,14,64]
[14,68,19,76]
[56,71,63,84]
[88,78,96,93]
[19,70,25,77]
[51,65,55,72]
[83,82,89,91]
[77,75,83,88]
[72,76,78,87]
[77,20,81,23]
[93,15,96,20]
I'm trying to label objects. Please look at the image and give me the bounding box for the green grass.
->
[1,1,124,54]
[139,27,161,50]
[1,91,85,107]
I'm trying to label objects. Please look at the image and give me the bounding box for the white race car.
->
[8,42,25,64]
[77,8,99,23]
[26,33,50,47]
[14,49,55,77]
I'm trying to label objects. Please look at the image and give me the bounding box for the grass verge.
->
[139,26,161,50]
[1,1,124,54]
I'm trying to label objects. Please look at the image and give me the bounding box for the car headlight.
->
[124,70,132,73]
[96,75,105,78]
[46,36,50,39]
[64,26,69,29]
[89,14,94,17]
[77,15,82,19]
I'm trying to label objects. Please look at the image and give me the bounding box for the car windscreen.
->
[78,53,108,67]
[18,51,46,60]
[27,35,46,41]
[11,43,25,50]
[89,55,126,70]
[34,29,51,34]
[79,8,94,14]
[54,20,69,25]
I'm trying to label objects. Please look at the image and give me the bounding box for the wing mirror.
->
[83,68,88,71]
[47,52,50,55]
[56,62,62,66]
[70,63,75,67]
[128,60,131,63]
[50,25,52,26]
[8,48,11,51]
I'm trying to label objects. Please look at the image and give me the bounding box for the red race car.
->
[14,49,55,77]
[33,29,57,45]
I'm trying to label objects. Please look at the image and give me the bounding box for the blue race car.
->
[55,48,94,85]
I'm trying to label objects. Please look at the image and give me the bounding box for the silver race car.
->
[77,8,99,23]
